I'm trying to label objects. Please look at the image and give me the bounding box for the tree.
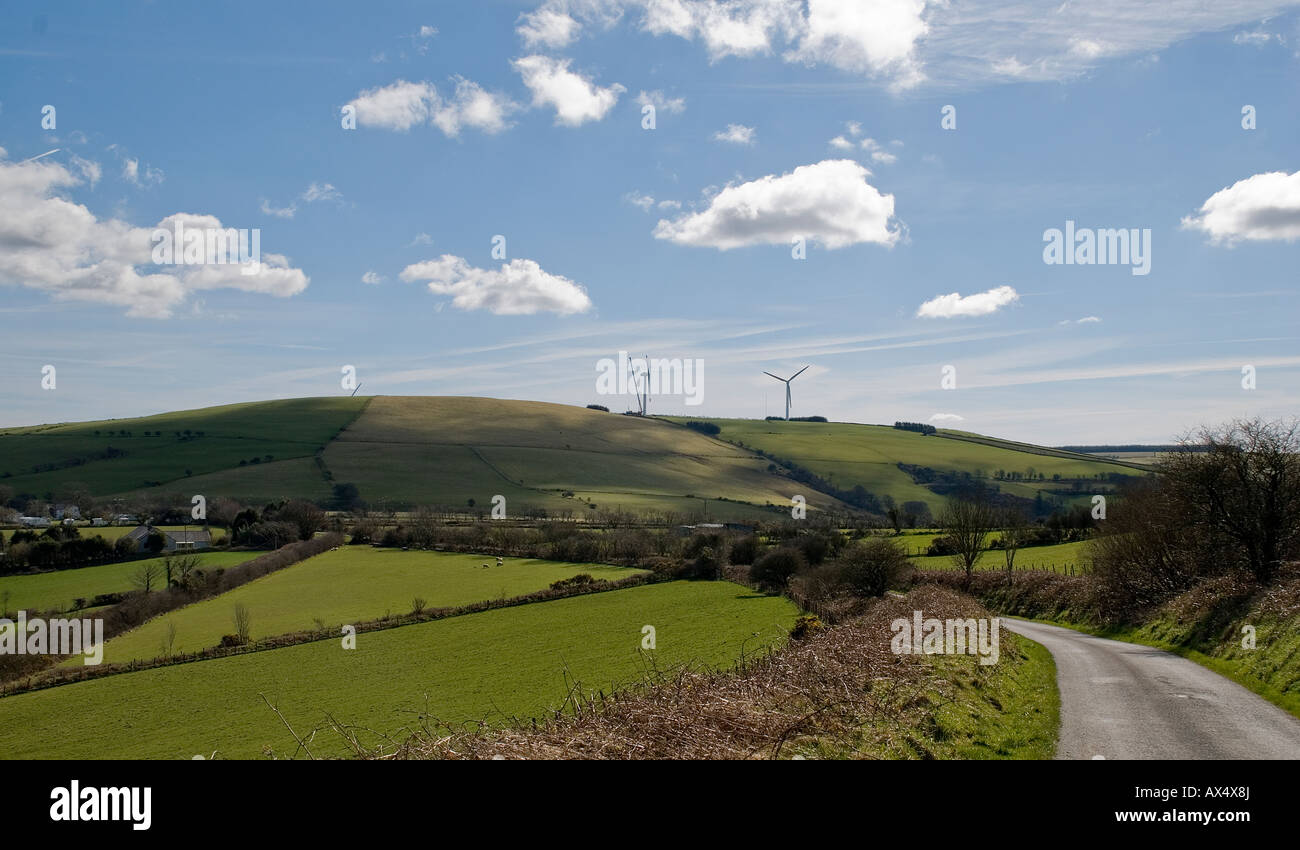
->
[163,552,201,590]
[939,494,997,588]
[1159,418,1300,584]
[999,506,1029,582]
[331,482,362,511]
[277,499,326,541]
[750,547,805,591]
[233,603,251,644]
[838,538,909,597]
[132,560,162,593]
[881,494,901,532]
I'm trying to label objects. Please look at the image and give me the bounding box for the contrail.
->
[19,148,61,164]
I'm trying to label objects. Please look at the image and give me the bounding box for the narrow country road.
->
[1002,618,1300,760]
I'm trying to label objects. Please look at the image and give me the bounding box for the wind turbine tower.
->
[763,366,810,421]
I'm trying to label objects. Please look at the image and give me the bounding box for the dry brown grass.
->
[349,585,1000,760]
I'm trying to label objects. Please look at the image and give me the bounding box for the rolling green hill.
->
[663,417,1146,517]
[0,396,1146,519]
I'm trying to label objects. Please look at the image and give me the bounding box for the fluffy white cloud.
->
[399,255,593,315]
[713,123,756,145]
[916,285,1018,318]
[346,78,516,135]
[517,0,624,48]
[432,78,518,135]
[859,137,897,164]
[0,153,308,318]
[513,55,625,126]
[786,0,927,86]
[828,135,854,150]
[1181,170,1300,244]
[653,159,899,250]
[636,89,686,113]
[929,413,965,422]
[642,0,803,60]
[362,271,384,285]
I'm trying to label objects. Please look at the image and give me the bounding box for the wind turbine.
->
[628,353,650,415]
[763,366,810,421]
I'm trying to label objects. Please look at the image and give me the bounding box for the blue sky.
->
[1,0,1297,443]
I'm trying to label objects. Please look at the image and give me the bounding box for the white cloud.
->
[786,0,928,87]
[1068,38,1113,58]
[121,157,163,187]
[1058,316,1102,325]
[260,199,297,219]
[929,413,965,422]
[516,0,624,49]
[859,137,897,164]
[653,159,900,250]
[346,78,516,135]
[519,6,582,47]
[916,285,1019,318]
[713,123,756,145]
[411,232,433,246]
[625,191,656,211]
[513,55,625,126]
[828,135,854,151]
[302,182,341,203]
[399,255,593,315]
[362,271,384,285]
[921,0,1299,86]
[347,79,434,131]
[1181,170,1300,244]
[1233,30,1275,45]
[0,153,308,318]
[431,77,518,135]
[68,155,101,186]
[418,25,438,38]
[636,89,686,113]
[641,0,803,60]
[657,199,681,210]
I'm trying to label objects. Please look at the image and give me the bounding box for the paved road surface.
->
[1003,618,1300,760]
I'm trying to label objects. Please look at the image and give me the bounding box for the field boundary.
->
[1,569,667,697]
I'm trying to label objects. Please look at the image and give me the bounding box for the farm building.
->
[18,516,51,528]
[120,524,212,553]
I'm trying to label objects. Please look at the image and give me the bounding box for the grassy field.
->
[0,550,260,614]
[0,396,367,500]
[2,524,226,543]
[909,540,1092,572]
[91,548,644,664]
[665,417,1143,514]
[0,396,1143,518]
[0,581,800,759]
[323,396,841,516]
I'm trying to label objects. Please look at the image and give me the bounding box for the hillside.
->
[0,397,1146,519]
[0,397,842,519]
[663,417,1146,517]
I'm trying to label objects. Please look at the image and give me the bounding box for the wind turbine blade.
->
[790,365,811,381]
[763,371,785,381]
